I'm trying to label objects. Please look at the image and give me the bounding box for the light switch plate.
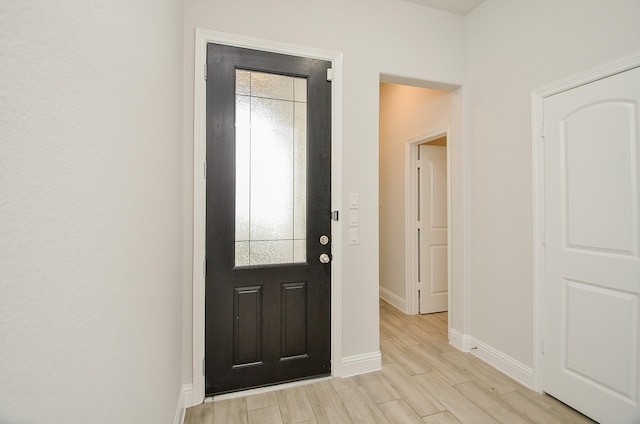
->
[349,192,359,209]
[348,228,359,245]
[348,210,359,227]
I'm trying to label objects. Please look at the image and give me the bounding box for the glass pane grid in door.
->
[235,70,308,266]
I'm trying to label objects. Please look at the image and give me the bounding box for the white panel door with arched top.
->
[543,65,640,424]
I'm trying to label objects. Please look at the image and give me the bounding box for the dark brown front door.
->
[205,44,332,395]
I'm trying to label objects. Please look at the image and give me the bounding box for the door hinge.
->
[203,161,207,179]
[204,63,208,81]
[417,282,422,291]
[416,159,422,169]
[541,230,547,246]
[203,259,207,277]
[540,339,546,354]
[331,210,339,221]
[540,123,546,138]
[202,358,205,376]
[326,68,334,82]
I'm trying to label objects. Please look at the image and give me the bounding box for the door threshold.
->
[205,376,333,402]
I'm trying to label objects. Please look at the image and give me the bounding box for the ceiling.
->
[401,0,485,16]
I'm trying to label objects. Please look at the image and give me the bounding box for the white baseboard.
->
[183,383,197,408]
[468,337,534,388]
[174,384,188,424]
[448,330,534,389]
[379,287,406,312]
[449,328,472,352]
[340,351,382,378]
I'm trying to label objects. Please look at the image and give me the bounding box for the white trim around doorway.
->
[190,28,344,406]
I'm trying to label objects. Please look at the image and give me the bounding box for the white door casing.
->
[542,65,640,424]
[419,144,448,314]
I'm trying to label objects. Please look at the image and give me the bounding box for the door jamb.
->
[191,28,343,405]
[531,51,640,393]
[405,128,451,318]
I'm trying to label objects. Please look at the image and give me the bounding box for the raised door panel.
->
[281,282,308,360]
[234,286,263,366]
[562,102,637,255]
[562,280,637,400]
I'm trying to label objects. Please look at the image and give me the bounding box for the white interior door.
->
[543,66,640,424]
[419,144,448,314]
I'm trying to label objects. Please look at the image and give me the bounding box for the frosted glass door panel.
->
[235,70,307,266]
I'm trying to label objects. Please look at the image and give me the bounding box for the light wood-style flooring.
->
[185,300,595,424]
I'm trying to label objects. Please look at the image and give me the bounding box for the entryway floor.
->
[185,300,595,423]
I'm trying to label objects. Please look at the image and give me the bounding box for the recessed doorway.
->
[378,82,452,315]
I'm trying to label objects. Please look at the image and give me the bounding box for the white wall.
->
[379,83,451,307]
[182,0,465,386]
[465,0,640,370]
[0,1,185,422]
